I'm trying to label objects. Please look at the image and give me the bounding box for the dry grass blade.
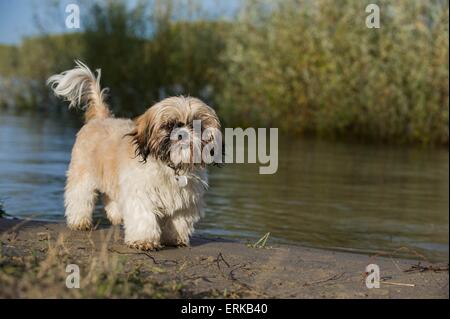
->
[249,232,271,249]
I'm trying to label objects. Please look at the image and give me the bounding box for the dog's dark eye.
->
[178,134,183,141]
[210,149,214,156]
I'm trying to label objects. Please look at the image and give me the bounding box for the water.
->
[0,114,448,261]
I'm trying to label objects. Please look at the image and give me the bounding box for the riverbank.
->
[0,218,448,298]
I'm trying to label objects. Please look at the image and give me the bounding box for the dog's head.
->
[128,96,222,172]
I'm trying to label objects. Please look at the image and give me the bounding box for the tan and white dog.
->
[47,61,221,250]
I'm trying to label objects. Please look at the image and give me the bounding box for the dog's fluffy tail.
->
[47,60,111,122]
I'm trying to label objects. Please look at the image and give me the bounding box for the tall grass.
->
[0,0,448,144]
[0,228,184,298]
[218,0,449,144]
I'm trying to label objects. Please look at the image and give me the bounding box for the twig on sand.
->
[381,281,415,287]
[229,263,250,281]
[403,262,449,273]
[108,248,178,266]
[369,246,430,271]
[304,272,346,286]
[214,252,230,271]
[211,252,264,296]
[184,275,214,283]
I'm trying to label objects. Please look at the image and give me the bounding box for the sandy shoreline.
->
[0,218,448,298]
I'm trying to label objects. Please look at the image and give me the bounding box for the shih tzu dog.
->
[47,61,222,250]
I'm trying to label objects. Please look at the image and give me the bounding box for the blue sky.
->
[0,0,241,45]
[0,0,37,44]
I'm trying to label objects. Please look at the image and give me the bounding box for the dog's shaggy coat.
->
[47,61,221,250]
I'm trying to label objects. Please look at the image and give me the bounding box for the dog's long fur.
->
[47,61,220,250]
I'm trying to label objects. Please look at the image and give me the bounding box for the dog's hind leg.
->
[64,170,97,230]
[103,195,122,225]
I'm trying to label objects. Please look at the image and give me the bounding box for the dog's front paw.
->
[127,241,162,251]
[174,238,189,247]
[67,217,92,231]
[162,238,189,248]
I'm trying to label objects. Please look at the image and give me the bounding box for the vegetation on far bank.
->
[0,0,448,145]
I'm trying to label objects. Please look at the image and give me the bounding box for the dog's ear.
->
[128,108,163,162]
